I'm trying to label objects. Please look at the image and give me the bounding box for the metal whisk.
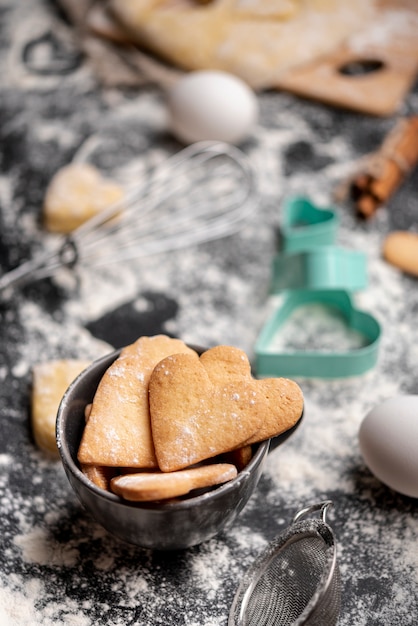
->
[229,501,341,626]
[0,140,256,293]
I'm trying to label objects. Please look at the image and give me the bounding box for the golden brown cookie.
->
[245,377,304,444]
[383,231,418,277]
[32,359,91,457]
[199,345,252,384]
[199,345,303,445]
[220,445,253,471]
[77,335,197,468]
[202,346,303,444]
[80,464,118,491]
[149,346,303,471]
[149,349,262,472]
[110,463,238,501]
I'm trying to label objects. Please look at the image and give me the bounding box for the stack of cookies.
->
[77,335,304,501]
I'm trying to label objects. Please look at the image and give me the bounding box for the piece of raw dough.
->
[43,163,124,233]
[32,359,91,456]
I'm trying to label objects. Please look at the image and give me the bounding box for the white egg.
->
[167,70,258,145]
[359,395,418,498]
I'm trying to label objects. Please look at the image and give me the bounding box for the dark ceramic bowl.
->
[56,348,301,550]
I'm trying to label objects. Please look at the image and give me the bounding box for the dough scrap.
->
[43,163,124,233]
[32,359,91,457]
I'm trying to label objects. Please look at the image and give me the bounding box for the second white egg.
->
[358,395,418,498]
[166,70,258,145]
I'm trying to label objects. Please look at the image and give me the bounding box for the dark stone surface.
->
[0,1,417,624]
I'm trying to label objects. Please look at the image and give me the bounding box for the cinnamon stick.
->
[350,116,418,219]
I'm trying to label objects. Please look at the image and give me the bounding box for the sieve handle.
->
[293,500,333,525]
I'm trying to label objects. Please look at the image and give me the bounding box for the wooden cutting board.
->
[82,0,418,116]
[274,0,418,116]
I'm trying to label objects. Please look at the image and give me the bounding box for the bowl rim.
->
[56,349,271,512]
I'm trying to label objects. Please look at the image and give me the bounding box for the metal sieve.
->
[229,500,341,626]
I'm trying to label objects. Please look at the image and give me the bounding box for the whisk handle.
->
[0,255,47,292]
[0,236,78,293]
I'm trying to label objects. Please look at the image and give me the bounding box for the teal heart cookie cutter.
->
[255,195,380,378]
[271,246,367,292]
[280,196,339,252]
[255,289,381,379]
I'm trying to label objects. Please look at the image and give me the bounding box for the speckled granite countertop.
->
[1,1,418,625]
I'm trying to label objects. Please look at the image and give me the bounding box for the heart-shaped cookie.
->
[43,162,124,233]
[78,335,197,468]
[199,345,252,383]
[195,346,303,446]
[149,346,303,472]
[244,377,304,444]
